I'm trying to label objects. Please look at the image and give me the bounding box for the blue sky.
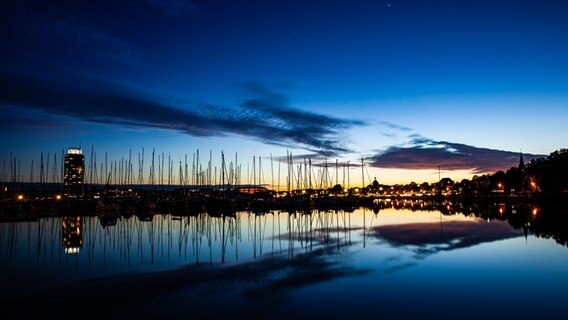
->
[1,0,567,185]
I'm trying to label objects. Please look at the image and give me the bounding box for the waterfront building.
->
[63,147,84,197]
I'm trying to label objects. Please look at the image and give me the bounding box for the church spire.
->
[518,151,525,171]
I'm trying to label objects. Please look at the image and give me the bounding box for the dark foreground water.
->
[1,200,568,319]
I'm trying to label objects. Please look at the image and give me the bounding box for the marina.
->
[2,1,568,318]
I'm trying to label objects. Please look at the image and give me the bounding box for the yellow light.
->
[56,195,62,200]
[17,194,24,200]
[532,208,538,216]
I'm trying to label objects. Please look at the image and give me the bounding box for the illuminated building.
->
[235,186,268,194]
[64,147,85,197]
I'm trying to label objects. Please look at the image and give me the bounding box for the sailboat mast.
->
[361,157,364,188]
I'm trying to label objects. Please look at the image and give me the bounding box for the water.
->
[1,200,567,319]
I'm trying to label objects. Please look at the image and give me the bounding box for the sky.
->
[1,0,567,186]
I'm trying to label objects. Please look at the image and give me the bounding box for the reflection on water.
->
[1,199,568,319]
[1,210,362,268]
[62,216,82,254]
[2,199,565,268]
[372,219,523,257]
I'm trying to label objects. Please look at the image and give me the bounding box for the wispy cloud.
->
[239,82,366,156]
[375,120,413,140]
[370,135,545,173]
[311,160,362,168]
[273,153,326,162]
[146,0,196,16]
[0,70,365,156]
[378,121,412,132]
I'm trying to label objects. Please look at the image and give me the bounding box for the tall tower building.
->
[64,147,85,197]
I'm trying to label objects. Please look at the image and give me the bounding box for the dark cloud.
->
[371,135,545,173]
[0,2,367,156]
[146,0,196,16]
[0,69,365,156]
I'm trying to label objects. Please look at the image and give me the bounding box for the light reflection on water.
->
[1,210,367,271]
[1,201,568,319]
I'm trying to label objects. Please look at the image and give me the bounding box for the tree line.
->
[364,148,568,197]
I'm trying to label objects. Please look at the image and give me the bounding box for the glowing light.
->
[55,195,62,200]
[17,194,24,200]
[67,147,82,155]
[65,247,80,254]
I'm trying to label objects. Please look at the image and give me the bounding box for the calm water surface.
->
[1,200,567,319]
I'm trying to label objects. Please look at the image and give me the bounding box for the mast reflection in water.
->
[1,200,568,320]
